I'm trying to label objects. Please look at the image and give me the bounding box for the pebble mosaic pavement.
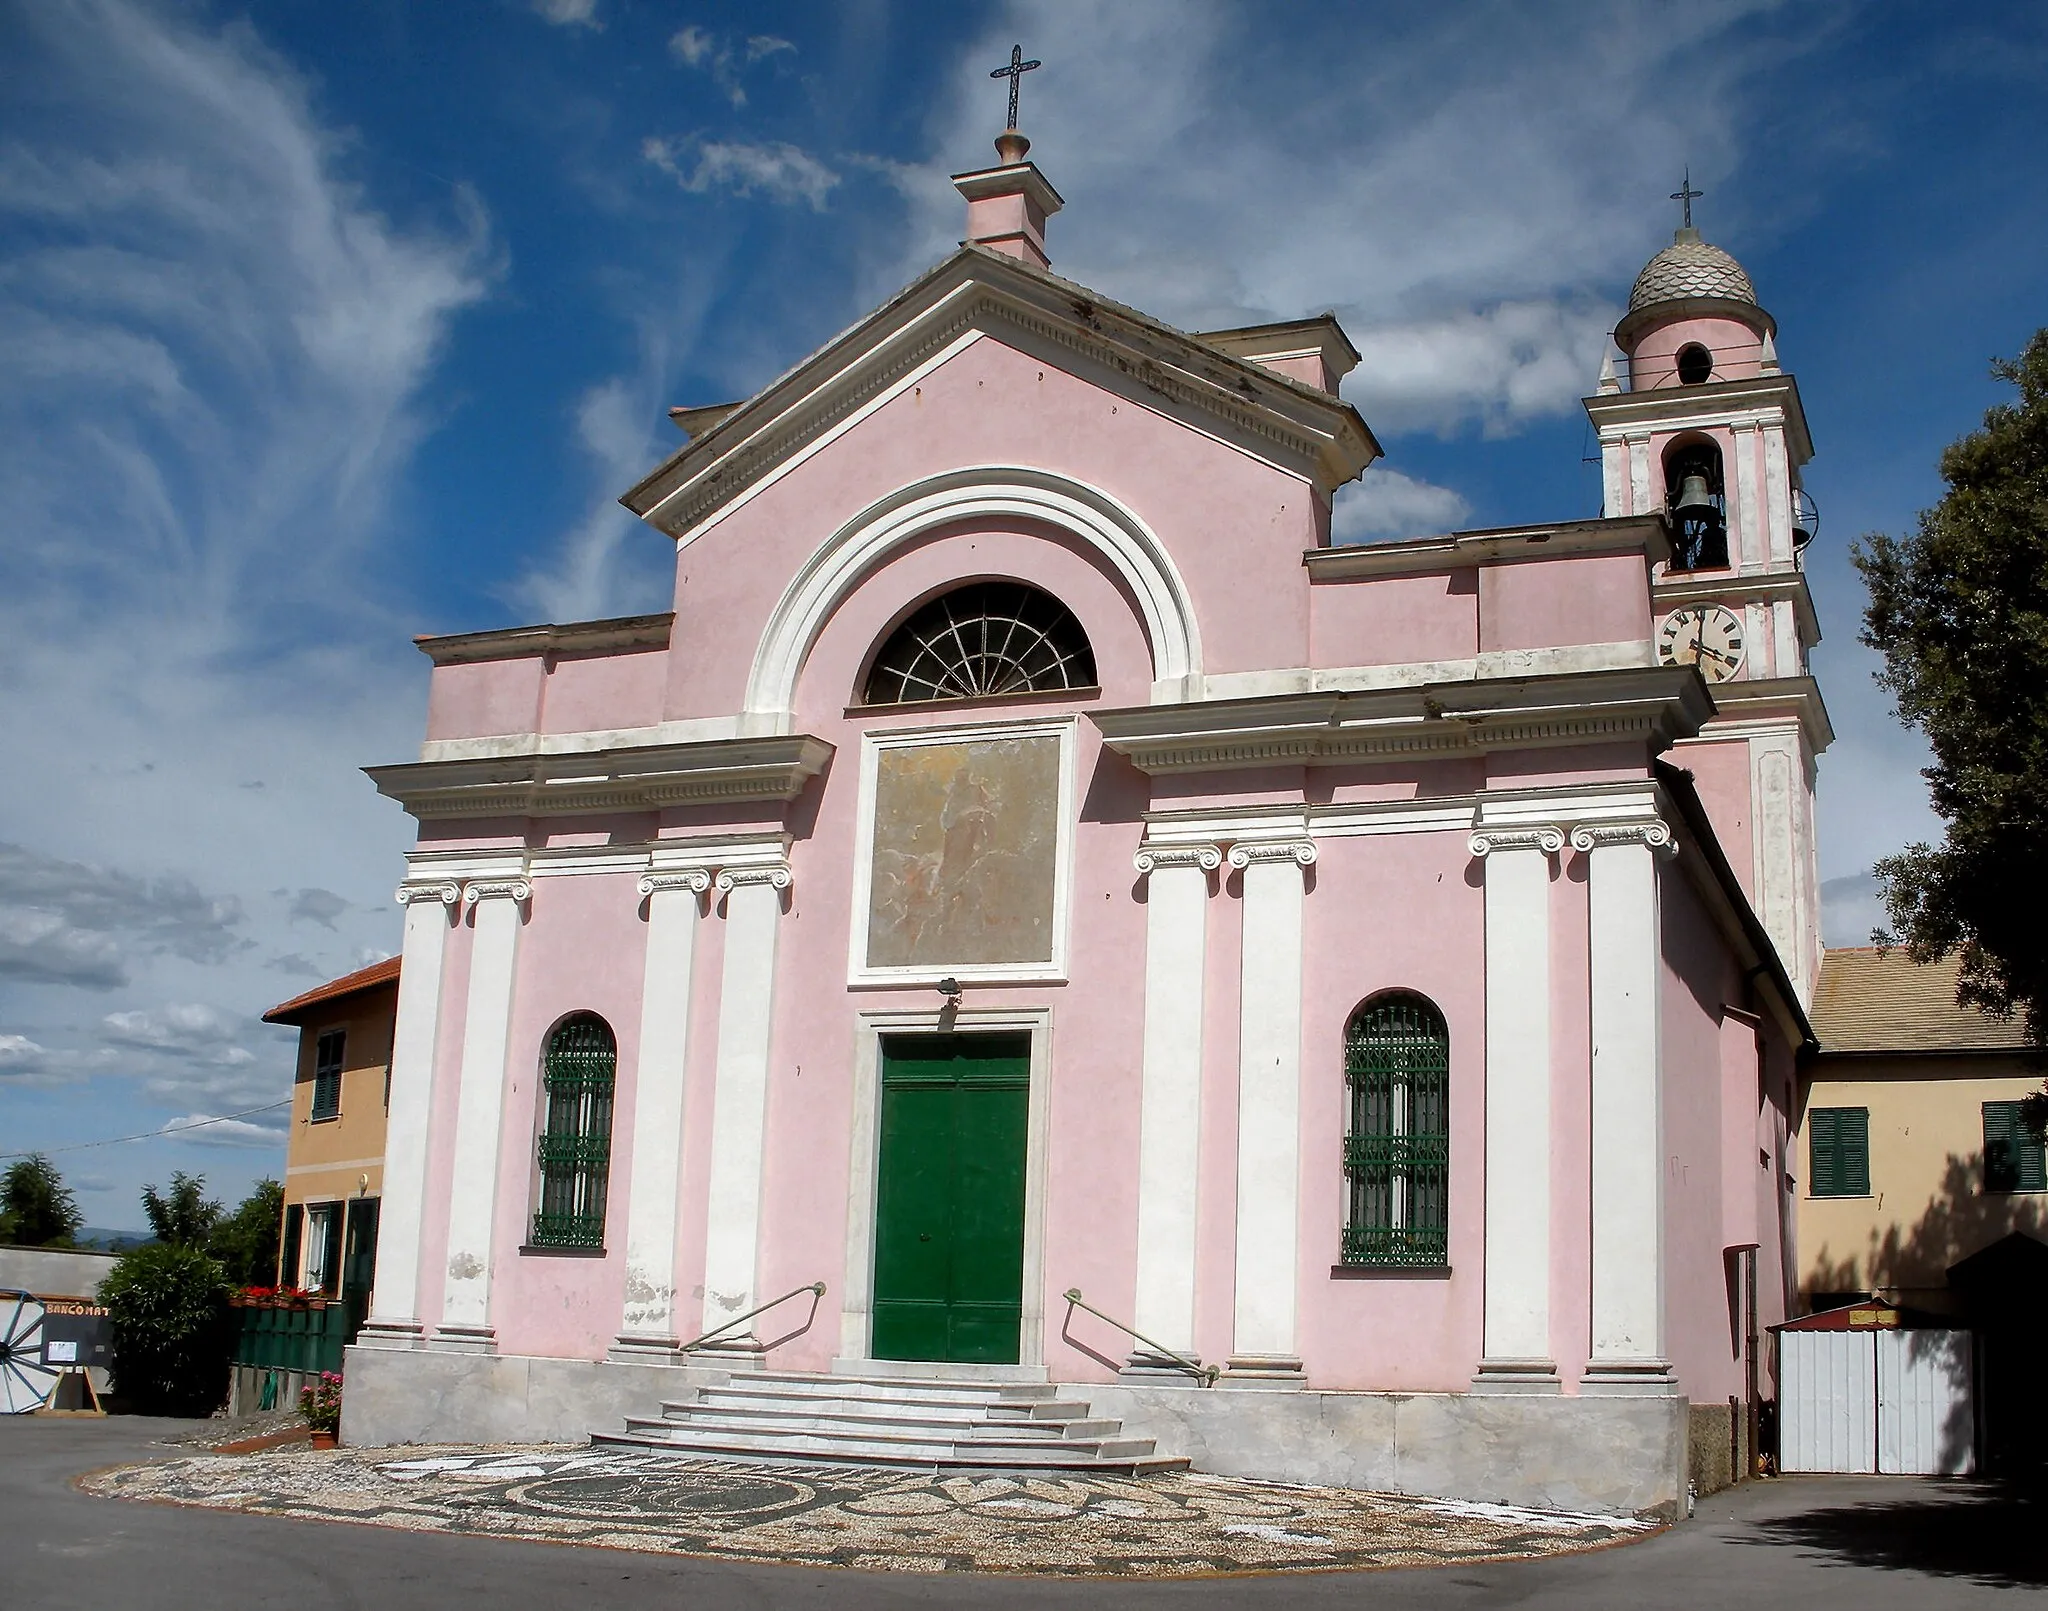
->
[84,1445,1658,1577]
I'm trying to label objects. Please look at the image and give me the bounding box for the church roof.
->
[1628,229,1758,314]
[1809,947,2032,1055]
[621,244,1380,540]
[262,955,400,1024]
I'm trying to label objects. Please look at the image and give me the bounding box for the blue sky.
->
[2,0,2043,1229]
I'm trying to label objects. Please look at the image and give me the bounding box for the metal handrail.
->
[678,1281,826,1356]
[1062,1287,1219,1385]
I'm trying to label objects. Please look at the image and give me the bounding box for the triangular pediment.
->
[621,245,1379,541]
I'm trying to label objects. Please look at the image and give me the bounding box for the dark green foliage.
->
[207,1178,284,1287]
[97,1241,232,1415]
[142,1171,222,1248]
[1855,331,2048,1054]
[0,1153,83,1247]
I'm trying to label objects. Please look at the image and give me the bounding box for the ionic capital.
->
[1468,826,1567,858]
[1570,818,1677,858]
[639,868,714,898]
[462,878,532,907]
[395,880,460,907]
[715,862,793,893]
[1133,842,1223,876]
[1226,838,1317,870]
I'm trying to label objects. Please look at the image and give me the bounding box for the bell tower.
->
[1586,183,1829,1003]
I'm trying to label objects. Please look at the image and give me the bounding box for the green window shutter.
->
[1983,1101,2043,1192]
[1838,1107,1870,1197]
[312,1029,345,1120]
[531,1014,617,1248]
[1808,1107,1838,1197]
[1341,993,1450,1267]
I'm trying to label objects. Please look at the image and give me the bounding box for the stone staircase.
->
[594,1368,1187,1473]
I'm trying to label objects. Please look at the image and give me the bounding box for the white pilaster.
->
[432,876,530,1352]
[1128,843,1221,1373]
[1470,823,1562,1390]
[1627,432,1653,518]
[357,879,458,1349]
[1731,420,1763,572]
[1600,434,1627,520]
[697,859,791,1359]
[1762,423,1793,563]
[1223,837,1314,1384]
[611,867,711,1360]
[1574,820,1677,1393]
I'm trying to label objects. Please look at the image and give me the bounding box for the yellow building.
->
[1800,946,2045,1315]
[261,957,398,1316]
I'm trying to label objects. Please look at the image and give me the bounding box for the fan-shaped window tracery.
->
[862,582,1097,706]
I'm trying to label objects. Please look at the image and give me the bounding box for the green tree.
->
[97,1241,233,1415]
[0,1153,84,1247]
[207,1177,284,1287]
[1855,330,2048,1080]
[141,1171,222,1248]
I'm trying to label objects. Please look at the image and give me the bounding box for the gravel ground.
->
[83,1442,1658,1577]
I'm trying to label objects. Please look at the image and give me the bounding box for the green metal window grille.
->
[1342,993,1449,1267]
[312,1029,344,1120]
[1983,1101,2046,1194]
[1808,1106,1870,1198]
[529,1014,616,1248]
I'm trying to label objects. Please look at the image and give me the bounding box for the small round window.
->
[1676,343,1713,385]
[863,581,1097,705]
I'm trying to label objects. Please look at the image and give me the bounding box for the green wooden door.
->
[871,1033,1030,1364]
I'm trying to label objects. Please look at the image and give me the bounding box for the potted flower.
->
[299,1371,342,1448]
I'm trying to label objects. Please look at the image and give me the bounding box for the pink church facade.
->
[345,133,1825,1517]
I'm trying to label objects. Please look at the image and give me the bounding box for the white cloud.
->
[532,0,600,28]
[0,843,247,987]
[159,1112,289,1150]
[285,888,350,930]
[1332,470,1473,545]
[643,136,838,210]
[668,26,796,107]
[100,1002,246,1058]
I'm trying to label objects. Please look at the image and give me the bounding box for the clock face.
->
[1658,604,1746,682]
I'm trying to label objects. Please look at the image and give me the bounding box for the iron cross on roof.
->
[1671,168,1704,230]
[989,44,1040,131]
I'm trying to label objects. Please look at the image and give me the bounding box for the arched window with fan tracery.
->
[862,581,1097,706]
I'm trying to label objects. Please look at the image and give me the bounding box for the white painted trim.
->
[840,1008,1054,1368]
[1471,814,1559,1384]
[1131,847,1219,1353]
[617,871,710,1344]
[1762,425,1793,564]
[362,881,456,1341]
[433,879,530,1347]
[1195,639,1655,702]
[1575,822,1674,1388]
[1628,433,1652,518]
[746,466,1203,720]
[1229,839,1314,1364]
[698,864,790,1336]
[846,715,1077,986]
[1731,420,1763,572]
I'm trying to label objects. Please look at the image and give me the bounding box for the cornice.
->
[623,248,1379,540]
[414,613,673,666]
[1690,674,1834,753]
[1653,567,1821,648]
[1583,373,1813,465]
[1091,665,1714,776]
[1305,516,1668,581]
[365,734,833,821]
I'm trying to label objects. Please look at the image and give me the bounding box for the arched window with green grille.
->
[530,1013,616,1249]
[1342,993,1450,1268]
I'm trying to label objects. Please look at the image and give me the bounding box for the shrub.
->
[98,1242,233,1415]
[299,1371,342,1435]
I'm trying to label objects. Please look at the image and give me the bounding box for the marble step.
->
[596,1425,1184,1472]
[683,1388,1095,1424]
[733,1372,1058,1407]
[641,1406,1125,1442]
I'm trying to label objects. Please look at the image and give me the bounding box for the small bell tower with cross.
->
[1585,175,1829,1004]
[950,43,1064,269]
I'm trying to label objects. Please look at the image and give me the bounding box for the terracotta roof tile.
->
[1810,947,2030,1054]
[262,955,400,1024]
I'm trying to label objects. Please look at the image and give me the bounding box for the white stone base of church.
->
[340,1346,1687,1518]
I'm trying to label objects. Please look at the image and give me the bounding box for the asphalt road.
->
[8,1415,2043,1608]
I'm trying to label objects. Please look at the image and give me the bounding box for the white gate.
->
[1778,1328,1973,1475]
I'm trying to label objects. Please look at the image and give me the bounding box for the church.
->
[343,104,1826,1518]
